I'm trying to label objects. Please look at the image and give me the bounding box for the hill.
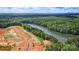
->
[0,26,45,51]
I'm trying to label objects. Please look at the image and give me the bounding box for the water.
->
[0,18,8,22]
[27,24,76,41]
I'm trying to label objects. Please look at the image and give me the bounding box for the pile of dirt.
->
[0,26,45,51]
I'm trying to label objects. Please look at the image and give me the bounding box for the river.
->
[27,23,78,41]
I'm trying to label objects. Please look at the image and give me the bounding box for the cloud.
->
[0,7,79,13]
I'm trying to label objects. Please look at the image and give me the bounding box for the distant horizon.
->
[0,7,79,13]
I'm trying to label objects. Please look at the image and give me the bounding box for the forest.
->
[0,15,79,51]
[11,15,79,35]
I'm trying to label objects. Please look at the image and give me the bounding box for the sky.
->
[0,0,78,13]
[0,7,79,13]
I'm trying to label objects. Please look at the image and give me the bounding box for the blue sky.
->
[0,7,79,13]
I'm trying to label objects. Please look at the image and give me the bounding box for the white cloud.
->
[0,7,79,13]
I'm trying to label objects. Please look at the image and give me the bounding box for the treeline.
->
[0,22,22,28]
[52,37,79,51]
[21,24,79,51]
[21,24,57,43]
[31,19,79,35]
[14,16,79,35]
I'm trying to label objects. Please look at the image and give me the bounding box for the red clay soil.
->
[0,29,5,42]
[0,26,45,51]
[11,26,45,51]
[0,29,5,34]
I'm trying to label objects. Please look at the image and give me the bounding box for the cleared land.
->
[0,26,45,51]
